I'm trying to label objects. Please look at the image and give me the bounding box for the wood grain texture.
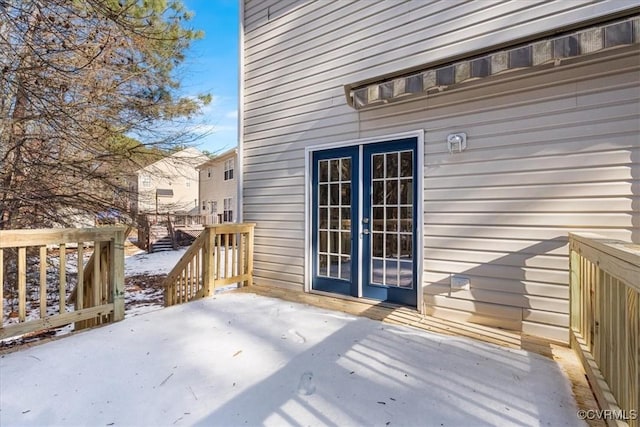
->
[1,227,127,339]
[570,233,640,427]
[163,224,256,307]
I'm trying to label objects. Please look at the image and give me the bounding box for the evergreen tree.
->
[0,0,210,228]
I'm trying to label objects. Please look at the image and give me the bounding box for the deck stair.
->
[149,225,175,252]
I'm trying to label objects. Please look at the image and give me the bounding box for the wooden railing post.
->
[59,243,66,314]
[246,224,254,287]
[93,241,101,319]
[18,247,26,322]
[111,228,125,322]
[202,227,215,296]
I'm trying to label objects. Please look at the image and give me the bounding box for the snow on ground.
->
[123,248,237,318]
[0,292,585,427]
[122,248,188,318]
[1,249,188,348]
[125,247,188,276]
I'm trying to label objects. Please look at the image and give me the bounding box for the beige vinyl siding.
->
[243,0,636,118]
[358,53,638,342]
[242,0,639,342]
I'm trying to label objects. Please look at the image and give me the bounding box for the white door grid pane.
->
[370,150,413,289]
[317,157,351,280]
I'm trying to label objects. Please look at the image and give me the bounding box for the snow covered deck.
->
[0,292,584,426]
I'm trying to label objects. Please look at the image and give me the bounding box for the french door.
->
[311,138,418,307]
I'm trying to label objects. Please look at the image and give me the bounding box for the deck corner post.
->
[569,243,581,341]
[111,228,126,322]
[247,224,255,287]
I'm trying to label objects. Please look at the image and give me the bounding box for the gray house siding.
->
[241,0,640,342]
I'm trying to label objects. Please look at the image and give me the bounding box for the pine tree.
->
[0,0,211,229]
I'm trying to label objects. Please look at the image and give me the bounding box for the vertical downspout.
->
[236,0,245,223]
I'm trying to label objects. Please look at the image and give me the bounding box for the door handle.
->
[362,217,370,237]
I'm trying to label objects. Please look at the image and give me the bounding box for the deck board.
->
[235,285,605,426]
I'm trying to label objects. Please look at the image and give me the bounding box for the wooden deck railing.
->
[140,213,218,228]
[569,233,639,427]
[172,214,219,226]
[0,227,126,340]
[164,223,255,307]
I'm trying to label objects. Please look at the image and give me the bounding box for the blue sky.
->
[181,0,239,155]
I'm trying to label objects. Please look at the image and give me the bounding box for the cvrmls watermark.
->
[577,409,638,421]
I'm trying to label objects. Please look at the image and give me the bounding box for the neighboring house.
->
[128,147,208,216]
[198,148,238,224]
[240,1,639,343]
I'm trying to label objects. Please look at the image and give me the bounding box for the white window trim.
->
[224,159,234,181]
[304,130,425,313]
[223,197,233,222]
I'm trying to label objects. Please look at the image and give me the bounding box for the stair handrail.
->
[163,223,255,307]
[163,230,208,306]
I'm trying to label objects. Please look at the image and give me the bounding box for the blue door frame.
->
[362,139,418,306]
[311,138,418,307]
[311,147,359,297]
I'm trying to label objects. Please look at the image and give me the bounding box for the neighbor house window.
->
[202,201,207,211]
[207,168,212,178]
[141,174,151,188]
[223,197,233,222]
[224,159,234,181]
[210,201,217,213]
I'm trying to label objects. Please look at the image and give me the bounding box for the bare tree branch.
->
[0,0,209,229]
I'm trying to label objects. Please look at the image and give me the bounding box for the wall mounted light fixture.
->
[447,133,467,153]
